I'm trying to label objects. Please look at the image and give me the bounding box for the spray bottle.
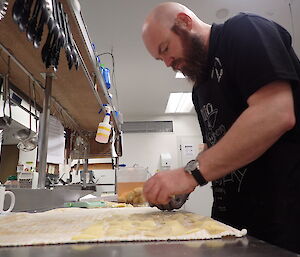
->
[95,105,112,143]
[100,65,111,89]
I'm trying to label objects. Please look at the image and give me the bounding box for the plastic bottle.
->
[101,67,111,89]
[95,106,112,143]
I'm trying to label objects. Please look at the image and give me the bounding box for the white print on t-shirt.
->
[207,125,226,145]
[200,103,218,129]
[214,168,248,193]
[200,102,248,192]
[200,103,226,145]
[211,57,223,83]
[223,168,248,192]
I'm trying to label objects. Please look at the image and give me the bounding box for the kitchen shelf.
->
[0,0,121,134]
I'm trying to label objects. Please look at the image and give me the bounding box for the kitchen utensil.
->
[63,12,75,69]
[26,0,41,41]
[14,128,31,141]
[33,2,51,48]
[65,14,79,69]
[41,28,55,63]
[0,116,11,129]
[41,0,64,68]
[54,0,65,45]
[49,0,65,68]
[114,132,123,157]
[0,0,8,20]
[64,201,107,208]
[12,0,25,24]
[149,194,190,211]
[17,132,38,152]
[18,0,34,32]
[15,77,38,152]
[47,0,60,36]
[46,0,57,33]
[59,3,73,69]
[15,130,38,152]
[1,63,12,129]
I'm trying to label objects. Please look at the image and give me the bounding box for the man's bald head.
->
[143,2,197,32]
[142,2,200,49]
[142,2,211,82]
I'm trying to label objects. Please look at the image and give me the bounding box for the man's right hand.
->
[143,168,197,205]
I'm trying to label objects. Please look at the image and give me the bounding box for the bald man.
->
[142,2,300,254]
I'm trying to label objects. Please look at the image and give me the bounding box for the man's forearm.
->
[198,81,295,181]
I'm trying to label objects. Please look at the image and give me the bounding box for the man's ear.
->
[174,12,192,31]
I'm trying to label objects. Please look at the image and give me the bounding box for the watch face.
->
[185,160,207,186]
[185,160,198,173]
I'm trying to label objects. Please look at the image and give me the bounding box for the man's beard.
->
[171,24,208,83]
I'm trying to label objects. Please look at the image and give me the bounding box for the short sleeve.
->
[224,14,300,102]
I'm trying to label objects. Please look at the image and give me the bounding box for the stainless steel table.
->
[0,236,298,257]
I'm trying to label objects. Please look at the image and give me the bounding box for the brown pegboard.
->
[74,163,113,170]
[70,132,112,159]
[0,0,107,132]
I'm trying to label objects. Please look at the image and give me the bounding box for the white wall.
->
[0,99,39,132]
[120,114,213,216]
[120,115,202,172]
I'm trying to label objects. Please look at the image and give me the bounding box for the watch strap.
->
[191,168,208,186]
[186,160,208,186]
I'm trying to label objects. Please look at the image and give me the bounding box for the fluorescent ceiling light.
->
[165,92,193,113]
[175,71,185,79]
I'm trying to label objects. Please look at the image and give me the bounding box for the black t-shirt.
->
[192,13,300,252]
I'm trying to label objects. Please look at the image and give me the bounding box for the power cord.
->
[96,50,120,111]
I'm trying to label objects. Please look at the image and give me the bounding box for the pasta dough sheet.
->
[0,207,247,247]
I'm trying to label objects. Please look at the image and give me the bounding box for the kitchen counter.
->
[3,187,93,212]
[0,236,298,257]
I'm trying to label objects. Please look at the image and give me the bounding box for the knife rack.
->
[0,0,121,187]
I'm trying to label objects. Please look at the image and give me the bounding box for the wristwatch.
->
[184,160,208,186]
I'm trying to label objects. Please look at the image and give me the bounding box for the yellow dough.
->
[118,187,146,205]
[0,207,247,247]
[72,211,229,240]
[72,224,105,240]
[0,207,246,247]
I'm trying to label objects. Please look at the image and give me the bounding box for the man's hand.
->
[143,168,198,205]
